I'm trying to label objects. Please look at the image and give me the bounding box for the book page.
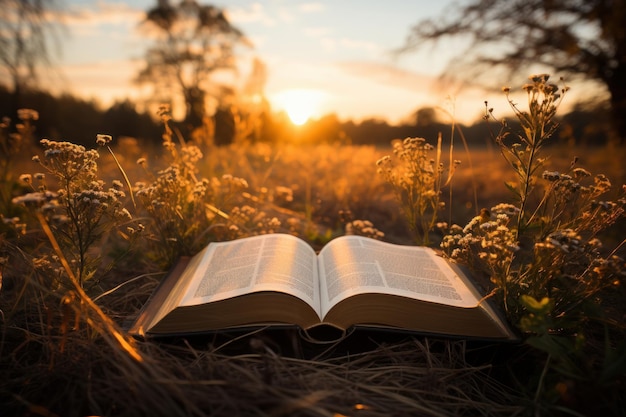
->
[179,234,321,315]
[318,236,480,317]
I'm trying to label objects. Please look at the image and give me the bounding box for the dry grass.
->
[1,263,529,417]
[2,318,526,417]
[2,137,624,416]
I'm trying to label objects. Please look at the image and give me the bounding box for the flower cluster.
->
[17,109,39,121]
[36,139,100,185]
[273,185,294,204]
[442,207,518,293]
[535,163,625,239]
[491,74,569,234]
[456,75,626,329]
[95,134,112,146]
[536,229,583,254]
[12,137,137,286]
[227,205,282,237]
[1,109,39,217]
[345,219,384,240]
[377,137,458,245]
[134,136,252,264]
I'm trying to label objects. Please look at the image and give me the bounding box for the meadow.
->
[1,76,625,416]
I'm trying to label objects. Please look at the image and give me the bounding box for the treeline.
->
[0,87,162,146]
[0,86,612,148]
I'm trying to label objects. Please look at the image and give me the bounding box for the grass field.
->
[1,81,625,416]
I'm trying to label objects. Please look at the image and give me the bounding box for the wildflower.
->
[587,238,602,249]
[378,136,456,244]
[593,200,617,211]
[275,186,294,203]
[181,145,203,164]
[346,219,384,239]
[157,104,172,120]
[593,174,611,193]
[376,155,391,166]
[268,217,281,228]
[118,208,132,220]
[17,108,39,121]
[542,171,561,181]
[193,180,208,197]
[463,215,483,234]
[572,168,591,180]
[19,174,32,184]
[96,134,112,146]
[1,216,20,226]
[12,192,48,207]
[545,229,583,253]
[545,83,559,95]
[479,221,498,232]
[491,203,520,218]
[530,73,550,83]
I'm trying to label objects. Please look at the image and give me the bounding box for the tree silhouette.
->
[136,0,250,130]
[401,0,626,142]
[0,0,62,117]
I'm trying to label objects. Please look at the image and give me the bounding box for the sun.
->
[272,89,326,125]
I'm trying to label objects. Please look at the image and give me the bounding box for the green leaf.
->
[521,295,553,313]
[526,333,573,358]
[504,181,520,198]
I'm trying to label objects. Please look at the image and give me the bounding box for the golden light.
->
[272,88,326,125]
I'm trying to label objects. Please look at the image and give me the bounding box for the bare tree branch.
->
[400,0,626,142]
[0,0,63,114]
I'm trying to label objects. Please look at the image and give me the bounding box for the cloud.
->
[56,2,144,38]
[63,2,143,26]
[227,3,276,27]
[336,61,436,93]
[320,38,336,51]
[276,8,296,23]
[335,61,501,123]
[228,2,299,25]
[299,3,326,13]
[52,59,144,105]
[339,38,379,53]
[303,27,332,37]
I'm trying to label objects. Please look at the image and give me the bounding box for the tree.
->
[401,0,626,142]
[413,107,438,128]
[0,0,62,116]
[136,0,250,131]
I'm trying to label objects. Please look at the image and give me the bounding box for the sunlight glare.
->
[272,89,326,125]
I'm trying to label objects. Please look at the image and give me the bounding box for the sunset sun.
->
[273,89,326,125]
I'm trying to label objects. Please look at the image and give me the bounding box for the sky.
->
[46,0,505,124]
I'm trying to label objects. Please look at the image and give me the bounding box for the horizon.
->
[40,0,511,125]
[14,0,598,127]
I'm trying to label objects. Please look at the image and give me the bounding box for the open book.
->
[129,234,516,340]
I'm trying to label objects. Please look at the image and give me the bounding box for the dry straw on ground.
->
[1,273,527,417]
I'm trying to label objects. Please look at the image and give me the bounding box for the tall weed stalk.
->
[13,137,134,288]
[377,135,459,245]
[132,106,286,266]
[0,110,37,223]
[441,74,626,413]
